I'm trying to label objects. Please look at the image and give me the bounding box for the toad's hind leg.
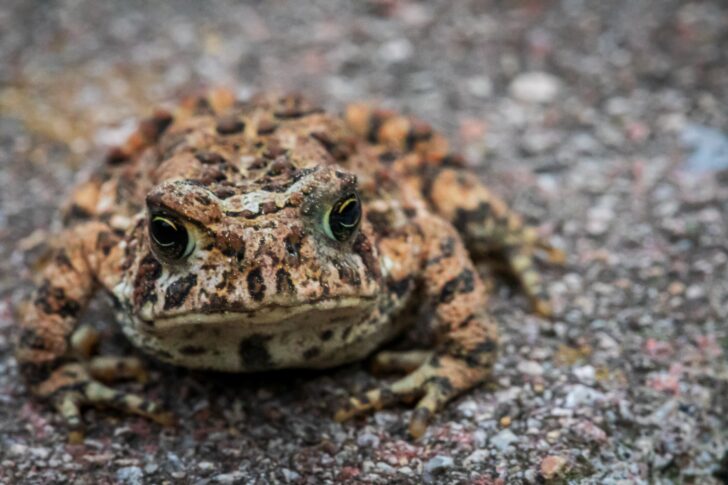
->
[345,105,563,316]
[422,167,564,316]
[336,215,498,438]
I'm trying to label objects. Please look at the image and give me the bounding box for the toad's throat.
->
[146,296,377,331]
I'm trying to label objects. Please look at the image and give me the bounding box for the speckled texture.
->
[1,1,727,483]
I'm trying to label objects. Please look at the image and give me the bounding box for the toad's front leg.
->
[15,222,171,443]
[336,215,498,438]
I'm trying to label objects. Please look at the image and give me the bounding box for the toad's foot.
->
[335,352,487,438]
[36,361,173,444]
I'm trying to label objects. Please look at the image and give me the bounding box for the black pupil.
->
[330,195,361,240]
[150,216,188,258]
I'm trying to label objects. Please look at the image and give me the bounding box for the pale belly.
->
[116,297,412,372]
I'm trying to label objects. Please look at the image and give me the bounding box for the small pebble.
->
[509,72,561,103]
[115,466,144,485]
[540,455,568,480]
[423,455,454,483]
[490,429,519,451]
[518,360,544,376]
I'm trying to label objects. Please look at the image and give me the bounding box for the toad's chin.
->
[144,296,377,332]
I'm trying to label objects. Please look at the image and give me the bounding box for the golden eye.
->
[323,192,361,242]
[149,215,195,260]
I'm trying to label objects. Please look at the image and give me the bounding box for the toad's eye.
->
[323,192,362,242]
[149,215,195,261]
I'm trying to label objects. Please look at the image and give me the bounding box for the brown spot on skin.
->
[195,151,227,165]
[260,200,277,215]
[64,204,92,223]
[164,274,198,310]
[429,376,454,394]
[214,186,236,199]
[303,347,320,360]
[367,113,385,143]
[465,337,498,367]
[387,277,412,298]
[18,361,55,385]
[220,235,246,263]
[320,330,333,341]
[179,345,207,355]
[440,153,466,167]
[284,229,303,263]
[439,269,475,303]
[239,334,272,369]
[275,268,295,294]
[257,118,278,135]
[378,151,398,164]
[54,249,73,269]
[216,116,245,135]
[247,268,266,302]
[352,233,380,280]
[366,210,391,236]
[453,203,491,233]
[139,110,174,142]
[194,97,214,115]
[34,281,81,318]
[263,143,286,160]
[273,94,322,119]
[18,328,47,351]
[310,131,351,161]
[105,147,129,165]
[96,231,119,256]
[334,261,361,287]
[202,293,230,313]
[425,237,456,266]
[458,315,476,329]
[266,159,293,176]
[420,167,442,202]
[405,122,433,151]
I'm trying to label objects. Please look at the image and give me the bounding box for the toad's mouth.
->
[145,296,377,331]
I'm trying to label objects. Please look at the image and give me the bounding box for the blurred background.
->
[1,1,727,483]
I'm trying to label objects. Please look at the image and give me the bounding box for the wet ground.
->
[1,0,727,483]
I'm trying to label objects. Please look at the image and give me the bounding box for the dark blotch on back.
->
[195,150,228,165]
[216,116,245,135]
[164,274,198,310]
[247,267,266,301]
[105,147,129,165]
[405,124,432,151]
[366,210,391,237]
[96,231,119,256]
[139,110,174,142]
[34,281,81,319]
[387,277,412,298]
[439,269,475,303]
[453,202,491,233]
[367,113,384,143]
[239,334,273,369]
[275,268,296,294]
[63,204,92,224]
[310,131,350,161]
